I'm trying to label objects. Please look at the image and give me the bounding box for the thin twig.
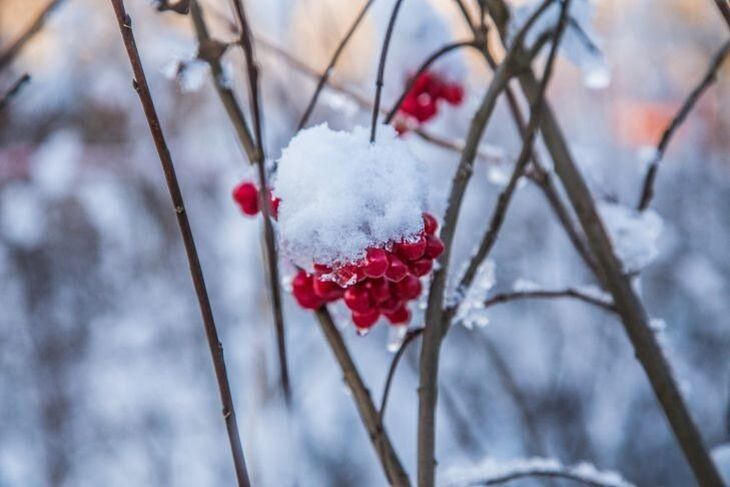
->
[417,2,557,485]
[0,0,66,72]
[314,307,411,486]
[379,327,424,422]
[370,0,406,142]
[384,40,478,124]
[0,73,30,112]
[482,288,615,313]
[106,2,251,485]
[637,39,729,211]
[298,0,375,130]
[485,1,725,483]
[455,465,631,487]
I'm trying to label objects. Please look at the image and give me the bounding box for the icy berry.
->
[395,235,427,261]
[363,248,389,278]
[344,285,371,312]
[291,271,324,309]
[394,274,422,301]
[384,305,411,325]
[423,212,438,235]
[425,235,445,259]
[232,181,259,216]
[409,258,433,277]
[268,192,281,220]
[385,255,409,282]
[352,308,380,329]
[312,278,344,301]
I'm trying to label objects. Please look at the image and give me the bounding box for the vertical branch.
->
[370,0,406,142]
[107,2,251,485]
[298,0,376,130]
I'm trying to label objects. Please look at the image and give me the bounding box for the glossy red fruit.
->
[394,274,422,301]
[379,297,403,313]
[385,255,409,282]
[336,264,364,287]
[423,213,438,235]
[409,258,433,277]
[442,84,464,105]
[269,192,280,220]
[367,278,391,304]
[291,271,324,309]
[313,263,333,276]
[352,308,380,329]
[395,235,427,261]
[344,285,371,312]
[363,248,389,278]
[425,235,445,259]
[232,181,259,216]
[384,305,411,325]
[312,278,344,301]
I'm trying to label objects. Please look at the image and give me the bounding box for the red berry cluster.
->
[232,181,280,219]
[291,213,444,331]
[396,71,464,133]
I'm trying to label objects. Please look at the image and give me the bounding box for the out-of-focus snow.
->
[274,123,427,269]
[598,201,663,273]
[0,182,46,248]
[29,130,81,198]
[712,443,730,484]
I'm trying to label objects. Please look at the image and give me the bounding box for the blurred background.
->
[0,0,728,485]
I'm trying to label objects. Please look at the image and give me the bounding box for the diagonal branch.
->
[298,0,376,130]
[637,39,729,211]
[714,0,730,30]
[0,73,30,112]
[107,2,251,485]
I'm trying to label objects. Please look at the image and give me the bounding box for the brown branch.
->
[106,2,251,485]
[298,0,375,130]
[417,2,558,485]
[314,307,411,486]
[0,0,66,72]
[384,40,478,124]
[370,0,406,142]
[379,327,424,423]
[485,1,725,484]
[714,0,730,30]
[0,73,30,112]
[482,288,615,313]
[637,39,729,211]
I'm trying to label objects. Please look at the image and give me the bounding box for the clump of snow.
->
[598,201,663,273]
[273,123,427,270]
[441,456,634,487]
[454,260,496,330]
[510,0,611,89]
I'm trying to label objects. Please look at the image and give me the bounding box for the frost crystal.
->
[274,124,427,270]
[598,202,663,273]
[454,260,496,330]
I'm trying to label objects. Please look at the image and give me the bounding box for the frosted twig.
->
[0,0,66,72]
[107,2,251,485]
[637,39,729,211]
[482,288,616,313]
[0,74,30,112]
[298,0,376,130]
[485,0,724,483]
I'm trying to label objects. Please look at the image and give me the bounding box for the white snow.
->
[598,201,663,273]
[0,183,46,248]
[454,259,496,330]
[273,123,427,269]
[29,130,81,198]
[712,443,730,484]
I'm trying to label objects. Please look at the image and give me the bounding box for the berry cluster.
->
[292,213,444,331]
[232,181,280,219]
[396,71,464,133]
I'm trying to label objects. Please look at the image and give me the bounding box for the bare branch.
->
[106,2,251,485]
[714,0,730,30]
[0,0,66,72]
[370,0,406,142]
[0,73,30,112]
[482,288,616,313]
[379,327,424,423]
[298,0,375,130]
[637,39,729,211]
[314,307,411,486]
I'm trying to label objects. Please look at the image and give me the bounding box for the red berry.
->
[352,308,380,329]
[232,181,259,216]
[291,271,324,309]
[442,84,464,105]
[423,213,438,235]
[367,278,392,304]
[269,192,280,220]
[409,258,433,277]
[312,278,344,301]
[395,235,427,261]
[313,263,333,276]
[384,305,411,325]
[394,274,422,301]
[336,264,365,287]
[363,248,389,278]
[344,285,371,312]
[385,255,409,282]
[425,235,445,259]
[379,297,403,313]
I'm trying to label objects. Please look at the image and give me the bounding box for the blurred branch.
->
[715,0,730,30]
[370,0,405,142]
[637,39,730,211]
[154,0,190,14]
[106,2,251,485]
[379,327,424,423]
[0,0,66,72]
[298,0,375,130]
[0,73,30,112]
[417,2,559,484]
[384,40,479,124]
[485,1,725,484]
[481,288,615,313]
[449,461,633,486]
[314,307,411,486]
